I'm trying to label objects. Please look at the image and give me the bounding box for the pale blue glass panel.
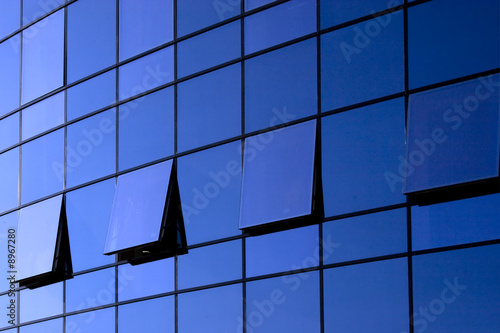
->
[23,0,64,25]
[0,113,19,151]
[65,307,115,333]
[22,91,64,140]
[240,120,316,228]
[0,212,18,293]
[0,149,19,213]
[20,318,63,333]
[20,282,62,323]
[0,36,20,117]
[0,0,20,38]
[119,296,174,333]
[66,268,115,312]
[320,0,401,28]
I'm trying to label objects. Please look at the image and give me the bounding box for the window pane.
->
[66,268,115,312]
[244,0,316,55]
[20,318,63,333]
[119,87,174,170]
[245,0,277,11]
[0,212,18,293]
[22,91,64,140]
[0,113,19,152]
[178,64,241,152]
[245,38,317,133]
[65,307,115,333]
[20,282,62,323]
[0,149,19,213]
[240,120,316,228]
[118,296,174,333]
[324,258,409,333]
[119,0,173,61]
[22,0,64,25]
[322,98,406,217]
[0,36,21,117]
[177,21,240,78]
[0,0,20,39]
[320,0,401,28]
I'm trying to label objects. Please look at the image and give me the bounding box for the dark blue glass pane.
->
[119,87,174,170]
[320,0,401,28]
[178,141,241,244]
[405,75,500,193]
[66,268,115,312]
[20,282,62,323]
[240,120,316,228]
[246,271,320,333]
[0,36,21,117]
[118,296,174,333]
[177,0,240,37]
[104,160,172,254]
[409,0,500,88]
[245,0,276,11]
[119,0,173,61]
[177,21,240,78]
[65,307,115,333]
[0,0,20,39]
[21,9,64,104]
[322,98,406,216]
[324,258,409,332]
[22,91,64,140]
[22,0,64,25]
[321,13,404,111]
[323,208,407,264]
[178,284,242,333]
[21,129,64,204]
[0,212,18,293]
[0,113,19,151]
[412,245,500,332]
[0,149,18,213]
[178,64,240,152]
[67,70,116,121]
[20,318,63,333]
[245,38,317,133]
[246,225,318,277]
[66,180,115,272]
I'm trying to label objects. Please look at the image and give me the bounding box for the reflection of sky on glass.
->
[0,149,19,213]
[0,36,20,117]
[119,296,174,333]
[66,268,115,312]
[65,307,115,333]
[20,282,63,323]
[22,92,64,140]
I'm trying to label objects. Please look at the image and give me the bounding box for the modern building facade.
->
[0,0,499,332]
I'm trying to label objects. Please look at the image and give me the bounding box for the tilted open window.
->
[103,160,187,265]
[17,195,72,289]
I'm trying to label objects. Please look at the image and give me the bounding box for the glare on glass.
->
[0,37,20,117]
[22,92,64,140]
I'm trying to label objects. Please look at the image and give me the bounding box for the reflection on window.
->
[0,37,20,117]
[320,0,398,28]
[19,282,63,323]
[0,113,19,151]
[118,296,174,333]
[22,0,64,25]
[65,307,115,333]
[0,149,19,213]
[22,92,64,140]
[0,1,19,39]
[19,318,63,333]
[66,268,114,312]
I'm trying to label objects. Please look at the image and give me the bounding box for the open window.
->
[103,160,187,265]
[17,195,72,289]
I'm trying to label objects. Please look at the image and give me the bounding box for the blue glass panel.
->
[20,318,63,333]
[117,258,174,301]
[178,141,241,244]
[0,0,20,39]
[178,240,241,289]
[119,87,174,170]
[21,9,64,104]
[67,0,116,83]
[323,208,407,264]
[322,98,406,216]
[0,113,19,151]
[177,64,241,152]
[320,0,402,28]
[321,13,404,111]
[20,282,62,323]
[118,296,174,333]
[0,149,19,213]
[240,120,316,228]
[412,245,500,333]
[22,0,64,25]
[65,307,115,333]
[22,91,64,140]
[245,38,317,133]
[245,0,276,11]
[67,70,116,121]
[119,47,174,101]
[177,0,240,37]
[405,75,500,193]
[0,36,21,117]
[17,195,62,281]
[177,21,240,78]
[119,0,173,61]
[21,129,64,204]
[246,271,320,333]
[244,0,316,54]
[246,225,318,277]
[178,284,242,333]
[409,0,500,88]
[66,268,115,312]
[0,212,18,293]
[324,258,409,332]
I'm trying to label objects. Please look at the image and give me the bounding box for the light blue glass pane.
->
[66,180,115,272]
[245,0,316,54]
[17,195,62,281]
[117,258,174,301]
[21,129,64,204]
[177,21,240,78]
[240,120,316,228]
[66,268,115,312]
[67,0,116,83]
[22,0,64,25]
[246,271,320,333]
[0,212,18,293]
[409,0,500,88]
[177,0,240,37]
[323,209,407,264]
[20,318,63,333]
[412,245,500,333]
[0,0,20,39]
[178,141,241,244]
[21,9,64,104]
[119,0,173,61]
[324,258,409,333]
[322,98,406,217]
[65,307,115,333]
[245,38,317,133]
[0,36,21,117]
[119,296,174,333]
[246,225,318,277]
[178,240,241,289]
[0,113,19,151]
[245,0,276,11]
[412,193,500,251]
[20,282,62,323]
[67,70,116,121]
[119,87,174,170]
[321,13,404,111]
[320,0,402,28]
[0,294,16,328]
[178,284,242,333]
[119,47,174,101]
[0,149,19,213]
[22,91,64,140]
[178,64,241,152]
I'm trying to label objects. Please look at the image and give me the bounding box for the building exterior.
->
[0,0,499,332]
